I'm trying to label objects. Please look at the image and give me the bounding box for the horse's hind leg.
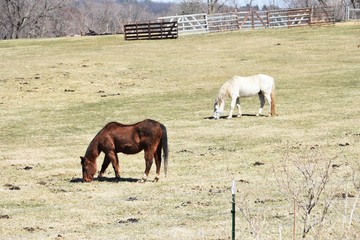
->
[142,150,154,182]
[264,92,272,117]
[153,146,162,182]
[257,93,265,116]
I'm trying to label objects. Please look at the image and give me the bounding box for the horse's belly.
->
[120,145,142,154]
[239,87,259,97]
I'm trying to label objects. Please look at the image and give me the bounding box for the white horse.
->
[213,74,276,119]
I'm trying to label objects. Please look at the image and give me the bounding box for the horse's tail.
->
[160,124,169,177]
[270,79,276,116]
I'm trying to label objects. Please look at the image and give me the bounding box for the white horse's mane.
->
[216,79,234,102]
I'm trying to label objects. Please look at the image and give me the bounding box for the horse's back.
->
[232,75,260,96]
[233,74,274,96]
[99,120,163,153]
[137,119,163,138]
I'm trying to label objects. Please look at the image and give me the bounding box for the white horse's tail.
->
[270,81,276,116]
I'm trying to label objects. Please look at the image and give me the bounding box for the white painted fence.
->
[158,13,208,35]
[159,7,335,36]
[346,6,360,20]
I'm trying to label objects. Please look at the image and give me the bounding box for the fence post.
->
[232,180,236,240]
[251,9,255,29]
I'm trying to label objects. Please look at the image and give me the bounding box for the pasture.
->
[1,23,360,239]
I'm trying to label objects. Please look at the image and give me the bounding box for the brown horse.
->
[80,119,168,182]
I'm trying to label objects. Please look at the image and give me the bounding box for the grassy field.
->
[1,23,360,239]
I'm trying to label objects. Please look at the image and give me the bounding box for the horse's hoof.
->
[236,114,242,118]
[153,177,159,182]
[256,113,260,117]
[139,176,148,183]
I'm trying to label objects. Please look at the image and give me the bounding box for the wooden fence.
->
[124,21,178,40]
[159,7,335,35]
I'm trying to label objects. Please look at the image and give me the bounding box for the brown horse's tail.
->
[270,80,276,116]
[160,124,169,177]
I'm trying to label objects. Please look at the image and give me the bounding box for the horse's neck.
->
[85,136,100,161]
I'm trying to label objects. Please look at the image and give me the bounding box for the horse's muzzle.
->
[213,112,221,119]
[82,175,93,182]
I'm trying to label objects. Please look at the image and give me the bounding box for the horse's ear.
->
[80,156,85,164]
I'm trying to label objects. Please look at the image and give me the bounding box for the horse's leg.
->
[227,97,237,119]
[236,97,242,117]
[98,155,111,178]
[264,92,272,117]
[142,149,154,182]
[153,146,162,182]
[106,151,121,180]
[257,92,265,117]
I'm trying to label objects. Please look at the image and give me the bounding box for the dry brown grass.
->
[1,25,360,239]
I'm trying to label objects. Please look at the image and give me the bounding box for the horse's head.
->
[213,98,224,119]
[80,156,97,182]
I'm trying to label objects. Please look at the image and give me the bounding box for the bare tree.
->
[238,195,267,240]
[286,0,357,8]
[350,0,360,7]
[0,0,177,38]
[179,0,205,14]
[0,0,67,39]
[207,0,228,14]
[276,146,341,239]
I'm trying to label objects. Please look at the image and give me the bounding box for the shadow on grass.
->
[204,114,259,120]
[70,177,140,183]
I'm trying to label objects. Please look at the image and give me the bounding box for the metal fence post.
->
[232,180,236,240]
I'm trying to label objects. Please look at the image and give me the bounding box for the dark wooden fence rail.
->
[124,21,178,40]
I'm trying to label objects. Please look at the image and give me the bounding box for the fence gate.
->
[239,10,268,29]
[158,14,208,35]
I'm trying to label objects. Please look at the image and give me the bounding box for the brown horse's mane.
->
[84,122,121,161]
[84,131,101,162]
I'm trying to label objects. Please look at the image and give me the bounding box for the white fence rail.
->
[159,7,335,36]
[346,7,360,20]
[159,13,208,35]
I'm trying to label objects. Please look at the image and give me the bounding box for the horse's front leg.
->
[106,151,121,180]
[98,155,111,178]
[227,97,237,119]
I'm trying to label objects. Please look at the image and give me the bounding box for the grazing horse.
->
[213,74,276,119]
[80,119,168,182]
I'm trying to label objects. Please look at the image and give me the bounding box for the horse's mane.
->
[84,129,103,160]
[216,78,234,102]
